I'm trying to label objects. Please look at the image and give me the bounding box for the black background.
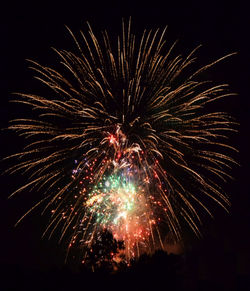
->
[0,1,249,290]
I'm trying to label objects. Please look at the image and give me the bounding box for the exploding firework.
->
[6,19,238,266]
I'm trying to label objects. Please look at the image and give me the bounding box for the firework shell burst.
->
[6,19,238,266]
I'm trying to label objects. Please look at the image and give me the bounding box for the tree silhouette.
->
[83,229,125,272]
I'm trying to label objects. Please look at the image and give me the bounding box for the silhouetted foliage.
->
[82,229,125,272]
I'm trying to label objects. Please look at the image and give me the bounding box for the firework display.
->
[7,20,237,266]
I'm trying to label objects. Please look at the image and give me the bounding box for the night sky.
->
[0,1,249,290]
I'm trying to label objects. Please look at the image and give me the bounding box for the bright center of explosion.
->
[86,174,151,245]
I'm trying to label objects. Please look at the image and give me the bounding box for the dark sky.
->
[0,0,249,289]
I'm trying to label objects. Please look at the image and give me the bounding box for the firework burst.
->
[6,19,238,266]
